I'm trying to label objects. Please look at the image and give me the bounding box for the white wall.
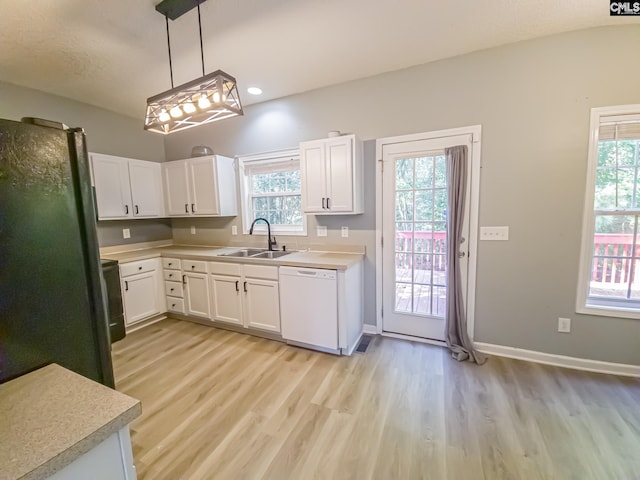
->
[0,81,171,247]
[164,26,640,365]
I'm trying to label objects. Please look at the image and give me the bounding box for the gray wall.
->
[164,25,640,365]
[0,81,172,247]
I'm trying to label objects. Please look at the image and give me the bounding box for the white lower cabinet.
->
[120,258,164,325]
[182,260,211,319]
[209,262,280,333]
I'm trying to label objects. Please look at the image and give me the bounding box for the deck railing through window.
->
[592,233,640,290]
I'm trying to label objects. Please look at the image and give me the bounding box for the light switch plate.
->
[122,228,130,239]
[231,225,238,235]
[480,226,509,241]
[341,226,349,238]
[317,226,327,237]
[558,317,571,333]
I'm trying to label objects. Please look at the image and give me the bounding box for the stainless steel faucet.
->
[249,217,277,251]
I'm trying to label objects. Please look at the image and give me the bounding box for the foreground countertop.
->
[101,244,364,270]
[0,364,141,480]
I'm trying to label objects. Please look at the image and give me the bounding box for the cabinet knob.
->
[191,265,195,269]
[169,274,173,278]
[170,288,174,292]
[168,262,172,266]
[138,266,142,270]
[172,303,176,308]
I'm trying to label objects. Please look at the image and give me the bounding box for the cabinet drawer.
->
[181,259,208,273]
[165,281,184,298]
[120,259,157,277]
[209,261,242,276]
[166,297,185,314]
[162,257,181,270]
[243,264,279,280]
[163,270,180,282]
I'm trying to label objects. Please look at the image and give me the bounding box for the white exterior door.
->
[325,137,353,212]
[300,140,326,212]
[91,153,131,219]
[184,273,211,319]
[129,160,163,217]
[210,275,243,325]
[381,133,474,341]
[189,157,219,215]
[244,279,281,332]
[164,161,191,216]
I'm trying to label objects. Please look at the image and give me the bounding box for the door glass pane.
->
[394,155,447,318]
[395,283,412,313]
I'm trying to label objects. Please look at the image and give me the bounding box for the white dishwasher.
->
[279,266,338,352]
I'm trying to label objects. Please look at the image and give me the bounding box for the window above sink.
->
[238,149,307,236]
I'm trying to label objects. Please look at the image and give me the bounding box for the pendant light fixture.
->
[145,0,243,135]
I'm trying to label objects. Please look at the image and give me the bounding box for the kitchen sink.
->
[251,250,291,259]
[220,248,267,257]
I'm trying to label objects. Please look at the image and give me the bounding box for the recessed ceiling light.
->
[247,87,263,95]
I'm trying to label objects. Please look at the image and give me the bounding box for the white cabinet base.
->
[48,427,136,480]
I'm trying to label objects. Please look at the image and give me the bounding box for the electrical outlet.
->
[317,226,327,237]
[558,317,571,333]
[341,226,349,238]
[190,225,196,235]
[480,226,509,241]
[231,225,238,235]
[122,228,130,239]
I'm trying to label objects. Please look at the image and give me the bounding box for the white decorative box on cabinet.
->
[300,134,363,214]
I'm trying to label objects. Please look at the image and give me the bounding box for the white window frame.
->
[238,148,307,236]
[577,104,640,319]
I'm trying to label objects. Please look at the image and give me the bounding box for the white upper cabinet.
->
[300,134,363,214]
[163,155,237,217]
[129,160,163,217]
[90,153,164,220]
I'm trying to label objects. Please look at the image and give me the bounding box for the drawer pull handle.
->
[191,204,196,213]
[327,197,330,209]
[185,203,189,213]
[243,281,248,293]
[125,205,129,215]
[235,280,239,292]
[182,275,186,285]
[135,205,139,215]
[124,281,129,291]
[322,197,325,209]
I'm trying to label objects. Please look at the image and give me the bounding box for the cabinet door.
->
[210,275,243,325]
[244,278,280,333]
[300,140,327,213]
[91,153,132,219]
[122,272,159,324]
[163,161,191,216]
[129,160,163,217]
[184,272,211,319]
[325,136,354,212]
[189,157,220,215]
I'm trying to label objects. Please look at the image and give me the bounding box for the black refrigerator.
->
[0,117,114,387]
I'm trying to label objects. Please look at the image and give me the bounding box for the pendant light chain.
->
[165,16,174,88]
[197,1,205,76]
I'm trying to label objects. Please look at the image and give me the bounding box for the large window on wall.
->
[239,149,306,236]
[577,105,640,318]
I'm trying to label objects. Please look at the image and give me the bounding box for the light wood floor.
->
[112,318,640,480]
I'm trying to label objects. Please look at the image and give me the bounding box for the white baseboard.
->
[475,342,640,378]
[363,324,378,335]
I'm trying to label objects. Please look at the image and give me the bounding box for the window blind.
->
[599,114,640,141]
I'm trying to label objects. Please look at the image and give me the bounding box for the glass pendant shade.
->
[145,70,243,134]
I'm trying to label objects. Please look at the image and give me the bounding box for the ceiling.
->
[0,0,637,121]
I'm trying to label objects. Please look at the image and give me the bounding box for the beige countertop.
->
[0,364,141,480]
[101,244,364,270]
